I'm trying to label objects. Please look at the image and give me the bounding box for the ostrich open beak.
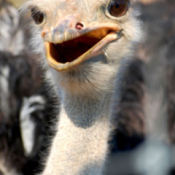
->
[44,25,122,71]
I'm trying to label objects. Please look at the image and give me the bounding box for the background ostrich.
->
[110,0,175,151]
[21,0,142,174]
[0,1,59,175]
[107,0,175,174]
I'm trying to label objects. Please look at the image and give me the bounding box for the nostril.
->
[75,22,84,30]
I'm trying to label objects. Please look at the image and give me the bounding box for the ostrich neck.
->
[62,89,112,128]
[43,65,116,175]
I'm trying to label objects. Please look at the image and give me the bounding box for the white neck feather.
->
[42,61,117,175]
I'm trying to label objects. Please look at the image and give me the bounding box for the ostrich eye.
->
[107,0,130,17]
[31,7,45,24]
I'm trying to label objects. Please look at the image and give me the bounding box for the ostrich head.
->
[22,0,141,93]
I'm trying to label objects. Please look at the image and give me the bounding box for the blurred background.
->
[7,0,25,7]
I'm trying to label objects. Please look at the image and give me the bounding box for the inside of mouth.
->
[48,27,115,64]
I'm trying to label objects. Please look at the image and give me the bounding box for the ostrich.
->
[107,0,175,174]
[0,1,59,175]
[109,0,175,153]
[21,0,142,174]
